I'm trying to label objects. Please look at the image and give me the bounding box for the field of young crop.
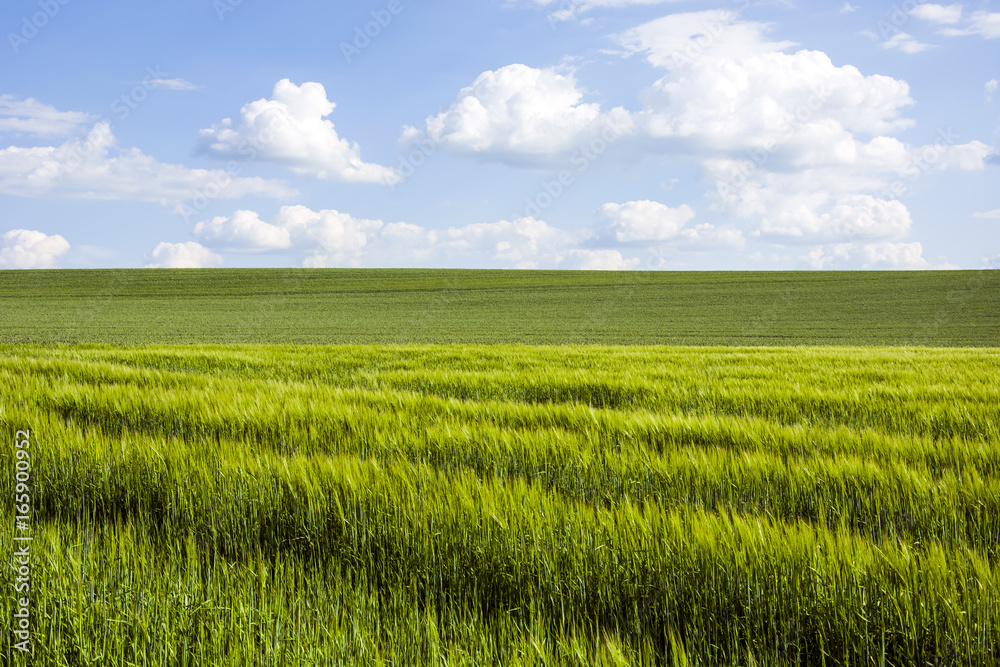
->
[2,343,999,665]
[0,269,997,346]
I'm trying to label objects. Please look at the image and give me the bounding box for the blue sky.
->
[1,0,998,270]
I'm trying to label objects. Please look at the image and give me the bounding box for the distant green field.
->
[2,345,999,665]
[0,268,997,346]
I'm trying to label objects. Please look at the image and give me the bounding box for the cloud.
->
[442,216,579,263]
[922,140,995,171]
[881,32,935,54]
[190,205,672,269]
[973,209,1000,219]
[145,242,223,268]
[620,12,916,155]
[193,209,292,251]
[0,95,96,137]
[619,11,798,71]
[986,79,998,103]
[841,2,858,13]
[557,249,640,270]
[596,200,695,242]
[755,194,913,243]
[144,78,200,91]
[804,241,932,269]
[910,3,963,25]
[194,205,385,266]
[706,135,990,244]
[406,64,633,168]
[0,228,70,268]
[0,122,295,206]
[197,79,401,185]
[983,255,1000,269]
[524,0,684,23]
[277,205,386,266]
[674,223,746,251]
[940,11,1000,39]
[609,11,993,254]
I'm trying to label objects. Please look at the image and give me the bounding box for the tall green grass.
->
[3,344,1000,665]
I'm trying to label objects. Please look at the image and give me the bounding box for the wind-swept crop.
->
[2,343,999,665]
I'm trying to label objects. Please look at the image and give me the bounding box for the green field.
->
[3,343,1000,665]
[2,269,999,665]
[0,269,997,346]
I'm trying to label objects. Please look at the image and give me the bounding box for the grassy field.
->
[3,343,1000,665]
[0,268,997,346]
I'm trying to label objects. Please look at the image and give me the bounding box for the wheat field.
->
[2,344,999,665]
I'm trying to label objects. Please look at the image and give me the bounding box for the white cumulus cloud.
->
[194,210,292,251]
[596,200,695,242]
[621,12,916,159]
[442,216,579,263]
[194,205,385,266]
[613,11,991,254]
[557,249,640,270]
[197,79,401,185]
[406,64,633,167]
[0,121,295,205]
[674,223,746,251]
[756,195,913,243]
[145,242,223,268]
[0,229,70,268]
[277,205,386,267]
[189,206,671,269]
[804,241,932,269]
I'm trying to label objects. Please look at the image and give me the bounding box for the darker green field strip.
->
[1,268,997,346]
